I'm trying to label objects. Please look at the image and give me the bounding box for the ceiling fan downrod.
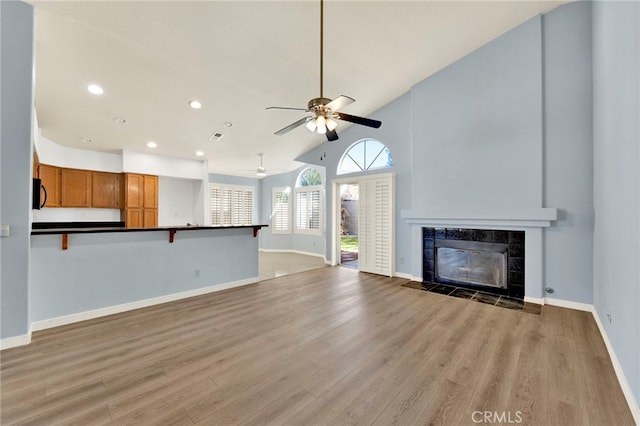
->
[320,0,324,99]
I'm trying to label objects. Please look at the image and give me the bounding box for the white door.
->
[358,174,395,276]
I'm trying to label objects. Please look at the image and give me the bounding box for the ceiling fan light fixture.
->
[316,115,327,134]
[306,119,317,132]
[326,117,338,131]
[256,167,267,177]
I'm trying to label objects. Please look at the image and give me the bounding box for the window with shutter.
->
[209,183,254,226]
[294,167,322,235]
[294,186,322,235]
[272,187,291,234]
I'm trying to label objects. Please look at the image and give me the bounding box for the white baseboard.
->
[0,333,32,350]
[394,272,421,281]
[30,276,259,333]
[524,296,544,305]
[259,248,329,264]
[543,297,592,312]
[591,308,640,425]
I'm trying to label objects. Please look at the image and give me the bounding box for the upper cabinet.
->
[143,175,158,209]
[124,173,144,209]
[39,164,61,207]
[60,168,92,207]
[122,173,158,228]
[92,172,121,209]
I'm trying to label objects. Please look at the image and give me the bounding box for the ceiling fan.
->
[267,0,382,142]
[256,153,267,177]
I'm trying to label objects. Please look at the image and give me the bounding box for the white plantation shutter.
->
[295,186,322,235]
[210,186,222,226]
[358,175,395,276]
[244,191,253,225]
[209,184,254,226]
[272,188,291,234]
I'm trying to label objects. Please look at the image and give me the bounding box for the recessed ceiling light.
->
[113,117,127,124]
[195,150,205,157]
[146,141,157,148]
[189,100,202,109]
[87,84,103,95]
[80,137,93,143]
[223,121,233,128]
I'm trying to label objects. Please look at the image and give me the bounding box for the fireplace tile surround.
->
[423,227,525,299]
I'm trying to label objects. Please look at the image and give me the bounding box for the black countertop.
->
[31,222,268,236]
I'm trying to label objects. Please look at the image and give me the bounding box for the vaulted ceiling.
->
[31,0,564,178]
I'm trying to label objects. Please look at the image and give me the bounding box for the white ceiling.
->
[31,0,564,178]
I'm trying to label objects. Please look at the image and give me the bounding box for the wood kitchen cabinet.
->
[92,172,121,208]
[143,175,158,209]
[143,209,158,228]
[39,164,61,207]
[121,173,158,228]
[60,168,92,207]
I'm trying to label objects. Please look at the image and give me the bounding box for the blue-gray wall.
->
[592,0,640,407]
[1,1,34,340]
[30,229,259,321]
[411,15,543,211]
[542,2,594,304]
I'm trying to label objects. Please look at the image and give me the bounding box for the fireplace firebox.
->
[423,228,525,299]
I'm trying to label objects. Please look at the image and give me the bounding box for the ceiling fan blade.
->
[325,95,355,111]
[274,116,312,135]
[326,129,339,142]
[266,106,308,111]
[335,112,382,129]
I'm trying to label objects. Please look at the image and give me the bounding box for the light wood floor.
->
[0,267,634,425]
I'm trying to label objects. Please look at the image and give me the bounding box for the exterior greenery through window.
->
[295,168,322,235]
[337,139,393,175]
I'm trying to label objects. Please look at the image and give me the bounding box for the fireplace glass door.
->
[435,240,508,288]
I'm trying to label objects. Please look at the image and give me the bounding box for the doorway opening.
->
[339,184,359,268]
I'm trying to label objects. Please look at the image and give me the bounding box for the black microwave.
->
[32,178,47,209]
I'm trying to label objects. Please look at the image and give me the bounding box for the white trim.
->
[394,271,421,281]
[401,208,557,228]
[591,308,640,425]
[0,333,32,350]
[543,297,592,312]
[29,277,259,333]
[524,296,544,305]
[259,248,329,264]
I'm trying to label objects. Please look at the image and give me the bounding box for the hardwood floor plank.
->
[0,267,634,425]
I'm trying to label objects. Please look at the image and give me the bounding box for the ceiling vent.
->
[208,132,224,142]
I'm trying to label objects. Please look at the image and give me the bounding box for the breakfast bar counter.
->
[29,223,268,331]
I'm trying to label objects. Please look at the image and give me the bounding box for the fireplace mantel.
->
[401,207,557,228]
[402,207,557,300]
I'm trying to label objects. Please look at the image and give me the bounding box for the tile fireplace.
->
[423,227,525,299]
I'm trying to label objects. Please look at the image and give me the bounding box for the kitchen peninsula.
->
[29,223,267,332]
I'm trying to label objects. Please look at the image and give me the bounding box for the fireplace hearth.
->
[423,227,525,299]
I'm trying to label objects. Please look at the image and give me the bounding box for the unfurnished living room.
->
[1,0,639,425]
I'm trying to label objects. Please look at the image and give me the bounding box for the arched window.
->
[295,167,322,235]
[337,139,393,175]
[296,167,322,187]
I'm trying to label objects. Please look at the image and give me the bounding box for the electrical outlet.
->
[400,257,405,264]
[0,225,10,237]
[194,269,200,277]
[606,313,612,323]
